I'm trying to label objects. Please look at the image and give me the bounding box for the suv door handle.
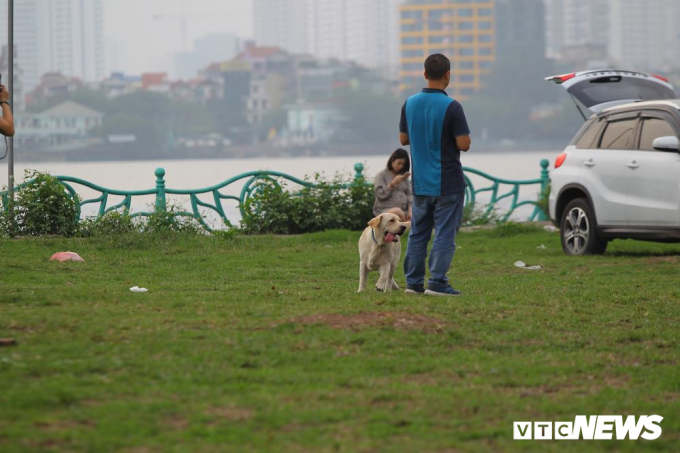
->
[627,161,639,169]
[584,159,595,167]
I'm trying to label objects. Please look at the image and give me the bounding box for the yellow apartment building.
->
[399,0,495,99]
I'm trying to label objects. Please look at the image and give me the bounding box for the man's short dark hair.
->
[424,54,450,80]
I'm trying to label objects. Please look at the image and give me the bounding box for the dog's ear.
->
[367,215,382,228]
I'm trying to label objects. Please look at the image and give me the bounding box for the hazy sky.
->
[103,0,254,76]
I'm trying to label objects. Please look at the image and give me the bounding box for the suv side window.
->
[575,119,604,149]
[638,117,677,151]
[599,118,637,150]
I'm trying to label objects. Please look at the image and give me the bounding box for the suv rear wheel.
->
[560,198,608,255]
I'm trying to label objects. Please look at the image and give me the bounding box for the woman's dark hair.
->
[387,148,410,174]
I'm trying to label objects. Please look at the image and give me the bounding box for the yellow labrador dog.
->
[357,213,410,292]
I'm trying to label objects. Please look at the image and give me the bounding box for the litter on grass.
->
[130,286,149,293]
[50,251,85,262]
[0,338,17,347]
[544,225,558,233]
[514,261,543,271]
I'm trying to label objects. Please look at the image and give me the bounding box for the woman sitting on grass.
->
[373,148,412,221]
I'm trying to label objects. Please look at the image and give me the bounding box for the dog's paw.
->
[375,280,391,292]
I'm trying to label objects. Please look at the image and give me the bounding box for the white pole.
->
[7,0,14,234]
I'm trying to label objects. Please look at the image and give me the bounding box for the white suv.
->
[546,70,680,255]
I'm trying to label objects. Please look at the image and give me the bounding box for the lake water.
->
[1,151,559,226]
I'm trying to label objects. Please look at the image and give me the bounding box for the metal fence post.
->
[353,163,365,183]
[155,168,167,214]
[538,159,550,221]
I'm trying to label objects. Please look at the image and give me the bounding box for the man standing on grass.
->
[399,54,471,296]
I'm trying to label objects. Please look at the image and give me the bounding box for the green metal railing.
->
[464,158,550,222]
[1,159,550,230]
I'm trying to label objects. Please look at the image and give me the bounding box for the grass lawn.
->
[0,226,679,452]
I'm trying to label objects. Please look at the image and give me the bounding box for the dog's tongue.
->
[385,232,396,243]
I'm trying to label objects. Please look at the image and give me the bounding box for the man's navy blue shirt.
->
[399,88,470,196]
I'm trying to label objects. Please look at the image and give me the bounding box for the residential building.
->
[221,64,250,103]
[15,100,104,146]
[141,73,169,92]
[232,45,288,125]
[285,101,342,143]
[295,58,360,101]
[191,78,223,105]
[399,0,496,99]
[98,72,142,98]
[27,72,84,109]
[247,79,272,125]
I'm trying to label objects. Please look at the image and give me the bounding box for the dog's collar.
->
[371,228,379,244]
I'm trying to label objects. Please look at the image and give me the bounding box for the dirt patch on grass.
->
[512,373,631,398]
[120,448,158,453]
[205,406,254,423]
[162,414,190,431]
[25,438,73,450]
[34,419,96,431]
[80,399,106,407]
[284,312,451,333]
[645,255,680,265]
[402,370,476,386]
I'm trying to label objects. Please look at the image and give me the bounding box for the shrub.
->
[462,203,501,226]
[78,211,138,237]
[536,183,551,219]
[141,203,205,235]
[240,174,374,234]
[0,197,9,238]
[212,227,240,240]
[346,176,375,230]
[9,170,80,237]
[78,202,223,238]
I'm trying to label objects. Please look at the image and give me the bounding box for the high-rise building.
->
[0,45,26,111]
[0,0,42,91]
[608,0,680,72]
[492,0,553,101]
[399,0,495,99]
[544,0,609,60]
[174,34,240,80]
[253,0,310,56]
[47,0,105,83]
[0,0,105,94]
[253,0,401,75]
[309,0,401,74]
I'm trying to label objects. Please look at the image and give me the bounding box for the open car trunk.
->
[546,70,676,118]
